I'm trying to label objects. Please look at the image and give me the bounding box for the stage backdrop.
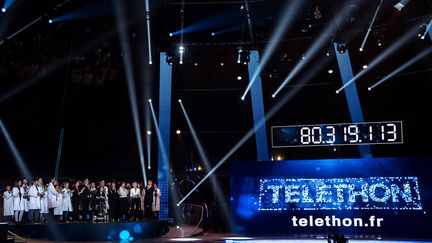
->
[230,157,432,238]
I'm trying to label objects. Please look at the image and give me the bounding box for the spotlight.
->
[1,8,6,13]
[313,6,322,19]
[48,19,53,24]
[240,96,245,101]
[362,65,368,69]
[176,130,181,135]
[328,69,334,74]
[237,76,242,80]
[301,55,305,59]
[178,46,184,54]
[337,43,347,54]
[169,33,173,37]
[377,42,382,46]
[211,32,215,37]
[179,61,183,64]
[418,33,422,37]
[240,5,244,10]
[394,0,410,11]
[178,99,182,103]
[276,155,283,161]
[147,131,152,135]
[148,99,152,103]
[359,48,363,52]
[194,62,198,66]
[220,62,224,66]
[368,87,372,91]
[243,62,247,65]
[326,52,330,56]
[421,35,425,40]
[271,94,276,98]
[149,61,153,64]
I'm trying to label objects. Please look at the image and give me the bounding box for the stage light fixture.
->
[237,76,242,80]
[1,8,6,12]
[169,33,173,37]
[363,65,368,69]
[147,131,151,135]
[176,130,181,135]
[326,52,330,56]
[328,69,334,74]
[337,43,347,54]
[394,0,410,11]
[149,61,152,64]
[359,48,363,52]
[220,62,224,66]
[421,35,425,40]
[178,99,182,103]
[211,32,215,37]
[194,62,198,66]
[48,19,53,24]
[148,99,152,103]
[301,55,305,59]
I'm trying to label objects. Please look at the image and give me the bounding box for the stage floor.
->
[18,231,432,243]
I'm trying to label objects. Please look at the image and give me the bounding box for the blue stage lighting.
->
[211,32,215,36]
[1,8,6,13]
[169,33,173,37]
[119,230,130,240]
[48,19,53,24]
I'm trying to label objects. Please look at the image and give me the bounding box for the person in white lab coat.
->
[152,183,161,220]
[47,178,58,224]
[53,185,63,222]
[3,186,14,222]
[40,184,48,223]
[36,178,45,223]
[21,179,29,223]
[12,180,24,223]
[28,180,41,223]
[62,182,72,222]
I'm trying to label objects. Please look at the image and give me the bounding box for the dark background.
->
[0,0,432,230]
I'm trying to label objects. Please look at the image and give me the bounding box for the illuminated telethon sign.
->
[272,121,403,148]
[258,177,422,211]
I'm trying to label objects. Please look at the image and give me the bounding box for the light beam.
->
[240,0,303,100]
[272,1,355,97]
[368,47,432,90]
[336,26,419,94]
[0,118,31,179]
[177,56,332,205]
[113,0,147,183]
[359,0,383,52]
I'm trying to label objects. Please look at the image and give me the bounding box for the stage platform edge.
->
[8,220,168,241]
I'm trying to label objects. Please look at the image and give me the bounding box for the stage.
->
[7,221,168,241]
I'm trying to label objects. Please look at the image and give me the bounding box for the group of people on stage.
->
[2,177,161,224]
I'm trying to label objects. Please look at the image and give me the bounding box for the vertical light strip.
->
[334,43,372,158]
[359,0,383,52]
[157,52,173,220]
[248,51,269,161]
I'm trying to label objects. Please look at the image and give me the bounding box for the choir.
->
[2,178,161,224]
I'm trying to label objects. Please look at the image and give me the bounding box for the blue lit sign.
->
[259,177,422,211]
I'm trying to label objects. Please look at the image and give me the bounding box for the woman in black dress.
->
[108,182,119,221]
[71,181,81,221]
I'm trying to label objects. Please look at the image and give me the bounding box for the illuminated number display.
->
[271,121,403,148]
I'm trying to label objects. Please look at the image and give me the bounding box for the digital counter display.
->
[272,121,403,148]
